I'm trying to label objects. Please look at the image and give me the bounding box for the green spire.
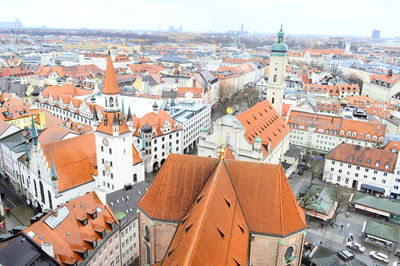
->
[51,160,57,181]
[121,98,125,116]
[24,142,30,162]
[278,24,284,42]
[30,117,38,145]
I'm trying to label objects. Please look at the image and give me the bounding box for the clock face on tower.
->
[103,138,109,146]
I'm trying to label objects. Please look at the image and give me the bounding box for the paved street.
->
[289,163,400,265]
[0,178,33,233]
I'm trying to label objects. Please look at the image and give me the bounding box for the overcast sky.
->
[1,0,398,37]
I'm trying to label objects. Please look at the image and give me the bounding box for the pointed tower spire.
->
[126,107,132,122]
[92,106,98,122]
[51,160,57,181]
[103,54,120,95]
[30,117,38,145]
[112,112,118,126]
[121,98,125,116]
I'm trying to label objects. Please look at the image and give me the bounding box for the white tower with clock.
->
[93,54,145,192]
[266,25,288,116]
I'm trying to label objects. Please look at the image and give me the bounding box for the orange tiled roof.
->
[177,87,202,98]
[138,154,306,237]
[38,126,74,145]
[384,141,400,152]
[327,143,397,173]
[340,119,385,143]
[96,112,130,136]
[41,133,96,192]
[103,55,120,95]
[43,84,93,97]
[160,161,249,265]
[23,192,118,265]
[236,100,290,156]
[133,110,178,137]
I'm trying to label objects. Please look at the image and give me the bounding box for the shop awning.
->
[361,184,385,194]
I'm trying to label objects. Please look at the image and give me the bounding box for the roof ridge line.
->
[278,165,285,236]
[223,160,251,231]
[186,161,224,265]
[224,195,239,266]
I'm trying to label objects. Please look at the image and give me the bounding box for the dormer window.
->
[366,158,371,164]
[357,156,362,163]
[74,249,88,259]
[87,210,97,220]
[366,134,370,139]
[76,215,88,226]
[372,135,377,140]
[375,160,380,167]
[385,163,390,169]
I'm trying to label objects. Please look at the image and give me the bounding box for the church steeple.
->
[103,52,121,113]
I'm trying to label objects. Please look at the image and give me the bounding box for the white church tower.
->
[93,52,145,192]
[266,25,288,116]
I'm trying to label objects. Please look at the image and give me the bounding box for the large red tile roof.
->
[161,161,249,265]
[236,100,290,156]
[41,133,97,192]
[24,192,118,265]
[138,154,306,237]
[327,143,397,173]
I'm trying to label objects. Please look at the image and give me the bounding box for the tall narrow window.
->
[273,75,277,82]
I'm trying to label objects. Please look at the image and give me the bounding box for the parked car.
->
[337,250,354,262]
[394,249,400,257]
[370,251,389,264]
[346,242,365,253]
[392,262,400,266]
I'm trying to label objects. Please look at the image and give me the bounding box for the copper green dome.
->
[271,24,288,56]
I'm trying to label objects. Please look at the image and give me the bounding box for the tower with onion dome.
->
[266,25,288,116]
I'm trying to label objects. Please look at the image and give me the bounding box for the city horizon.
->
[1,0,399,38]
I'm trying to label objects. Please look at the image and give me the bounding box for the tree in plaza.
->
[217,83,236,113]
[241,86,260,108]
[299,190,320,211]
[332,186,349,222]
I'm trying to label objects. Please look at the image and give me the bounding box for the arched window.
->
[144,226,150,242]
[34,180,38,197]
[48,191,53,210]
[372,135,377,140]
[366,134,370,139]
[385,163,390,169]
[273,75,277,82]
[284,246,295,263]
[133,173,137,183]
[39,181,45,205]
[375,160,380,167]
[109,97,114,107]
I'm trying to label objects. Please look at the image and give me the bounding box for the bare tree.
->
[332,186,349,222]
[217,83,236,113]
[241,86,260,108]
[299,190,320,211]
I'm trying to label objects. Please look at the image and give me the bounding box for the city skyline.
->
[1,0,399,37]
